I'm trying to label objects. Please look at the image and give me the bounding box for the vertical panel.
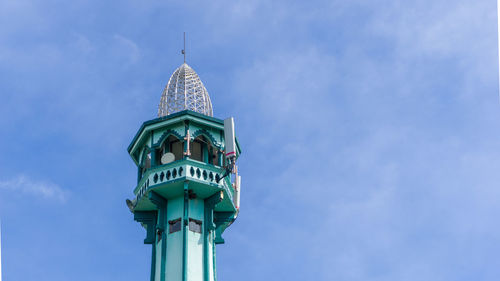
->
[155,237,162,280]
[191,141,202,162]
[166,197,184,281]
[187,198,204,281]
[208,232,214,281]
[223,117,236,158]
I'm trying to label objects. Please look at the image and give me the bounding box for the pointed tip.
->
[183,31,187,65]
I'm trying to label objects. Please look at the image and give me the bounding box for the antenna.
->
[224,117,236,160]
[182,32,186,63]
[233,175,241,210]
[217,117,237,183]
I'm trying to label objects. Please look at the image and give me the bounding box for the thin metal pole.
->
[183,32,186,63]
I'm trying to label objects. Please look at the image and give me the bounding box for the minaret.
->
[127,62,241,281]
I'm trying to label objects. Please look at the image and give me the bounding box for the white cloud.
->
[220,1,500,279]
[113,34,141,64]
[72,33,95,55]
[370,1,493,57]
[0,175,69,203]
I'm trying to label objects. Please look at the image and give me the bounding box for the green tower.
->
[126,63,241,281]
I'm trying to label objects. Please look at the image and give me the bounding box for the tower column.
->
[134,211,158,280]
[182,182,189,281]
[204,192,223,281]
[149,192,168,281]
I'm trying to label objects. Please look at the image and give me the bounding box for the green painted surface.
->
[129,110,240,281]
[187,228,204,281]
[128,110,226,162]
[166,197,183,281]
[152,126,185,145]
[208,232,214,281]
[188,198,204,281]
[128,110,241,166]
[151,244,156,281]
[133,159,235,212]
[155,237,162,280]
[182,186,189,281]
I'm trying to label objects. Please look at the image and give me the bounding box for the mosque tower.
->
[126,61,242,281]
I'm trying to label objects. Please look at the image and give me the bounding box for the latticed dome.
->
[158,63,213,117]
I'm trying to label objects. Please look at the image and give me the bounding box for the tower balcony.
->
[132,158,235,212]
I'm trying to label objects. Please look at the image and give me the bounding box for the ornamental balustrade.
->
[134,158,234,205]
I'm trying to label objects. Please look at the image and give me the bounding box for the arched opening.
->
[156,135,184,165]
[190,135,220,165]
[140,149,151,179]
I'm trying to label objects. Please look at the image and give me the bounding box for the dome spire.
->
[158,34,213,117]
[158,63,213,117]
[182,32,186,64]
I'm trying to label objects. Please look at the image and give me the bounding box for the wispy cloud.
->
[0,175,68,203]
[113,34,141,64]
[223,1,499,280]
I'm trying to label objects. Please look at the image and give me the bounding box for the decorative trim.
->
[128,110,224,152]
[153,129,184,147]
[192,129,221,148]
[134,211,157,244]
[204,192,223,281]
[149,191,167,208]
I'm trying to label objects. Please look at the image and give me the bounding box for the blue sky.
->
[1,0,499,280]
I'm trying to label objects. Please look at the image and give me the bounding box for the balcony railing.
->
[134,158,233,205]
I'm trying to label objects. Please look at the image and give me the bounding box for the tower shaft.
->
[138,188,219,281]
[128,110,241,281]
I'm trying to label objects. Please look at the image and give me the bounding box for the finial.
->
[182,32,186,63]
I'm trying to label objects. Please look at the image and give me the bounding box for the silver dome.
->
[158,63,213,117]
